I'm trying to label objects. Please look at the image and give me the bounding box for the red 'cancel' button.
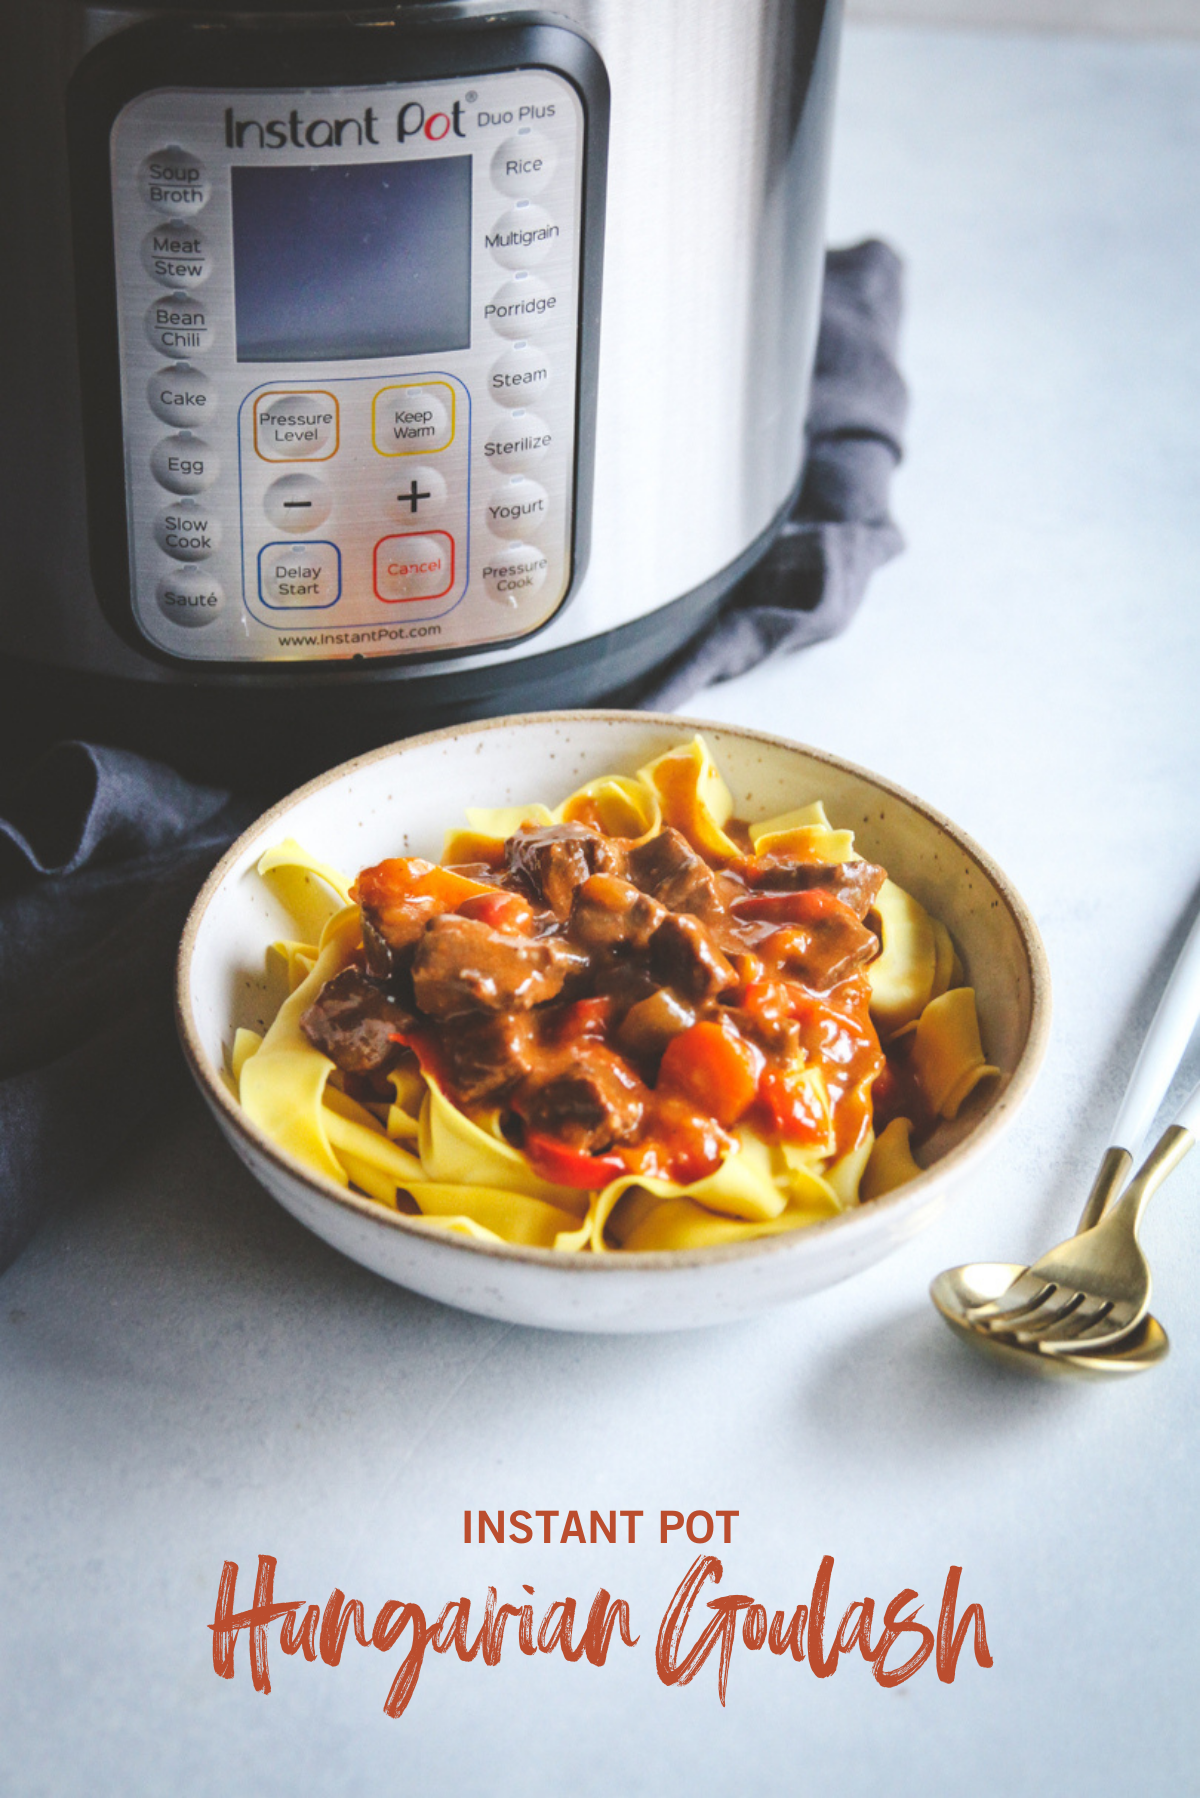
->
[373,531,455,602]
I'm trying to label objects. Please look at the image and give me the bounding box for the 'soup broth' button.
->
[373,532,455,603]
[156,570,224,627]
[154,500,220,561]
[258,542,341,608]
[139,148,210,217]
[372,383,453,456]
[482,543,549,606]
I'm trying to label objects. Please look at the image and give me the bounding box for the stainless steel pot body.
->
[0,0,839,757]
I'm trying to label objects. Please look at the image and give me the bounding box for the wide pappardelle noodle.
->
[233,739,998,1252]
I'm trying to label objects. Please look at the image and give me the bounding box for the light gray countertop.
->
[3,24,1199,1797]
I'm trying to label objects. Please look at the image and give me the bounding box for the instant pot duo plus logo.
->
[222,98,472,150]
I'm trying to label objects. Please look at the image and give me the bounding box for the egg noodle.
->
[232,738,997,1253]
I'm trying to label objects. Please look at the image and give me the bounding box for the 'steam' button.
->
[140,149,210,216]
[258,542,341,608]
[373,532,455,603]
[488,343,551,408]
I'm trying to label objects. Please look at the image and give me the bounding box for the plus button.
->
[397,478,431,515]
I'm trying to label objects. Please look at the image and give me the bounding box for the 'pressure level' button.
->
[146,293,213,357]
[481,411,554,471]
[156,570,224,627]
[481,543,549,605]
[490,131,557,197]
[151,432,219,494]
[484,274,559,339]
[485,202,560,270]
[154,500,220,560]
[254,391,338,460]
[263,473,331,532]
[259,543,341,608]
[140,149,210,216]
[487,475,550,539]
[148,364,215,426]
[373,533,455,603]
[141,222,212,288]
[489,344,551,408]
[372,383,454,455]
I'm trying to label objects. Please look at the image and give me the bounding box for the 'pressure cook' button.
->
[487,475,550,539]
[489,344,551,408]
[145,293,213,357]
[141,221,212,288]
[481,543,549,605]
[151,432,219,494]
[484,274,559,339]
[140,149,210,216]
[254,391,339,460]
[154,501,220,561]
[263,473,332,532]
[386,464,449,525]
[156,570,224,628]
[485,202,560,270]
[148,364,215,426]
[373,533,455,603]
[259,543,341,608]
[482,411,553,471]
[372,383,454,455]
[490,131,557,198]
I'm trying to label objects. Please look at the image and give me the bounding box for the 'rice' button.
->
[263,473,331,532]
[156,570,224,627]
[490,132,557,198]
[481,543,549,606]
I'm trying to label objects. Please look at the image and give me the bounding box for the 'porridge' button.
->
[154,500,220,560]
[373,532,455,602]
[140,149,210,216]
[481,543,548,605]
[258,542,341,608]
[156,571,224,627]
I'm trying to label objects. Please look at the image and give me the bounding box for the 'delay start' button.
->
[373,532,455,603]
[258,542,341,608]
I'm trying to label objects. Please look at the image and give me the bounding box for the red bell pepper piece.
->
[522,1132,626,1190]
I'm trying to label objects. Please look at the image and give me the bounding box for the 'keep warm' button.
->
[373,532,455,603]
[258,542,341,608]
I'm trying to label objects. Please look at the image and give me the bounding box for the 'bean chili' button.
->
[154,500,221,561]
[145,293,213,357]
[156,570,224,627]
[140,148,210,216]
[481,543,549,605]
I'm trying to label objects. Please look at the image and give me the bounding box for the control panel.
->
[106,66,588,663]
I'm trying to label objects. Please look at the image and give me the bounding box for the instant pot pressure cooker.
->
[0,0,841,781]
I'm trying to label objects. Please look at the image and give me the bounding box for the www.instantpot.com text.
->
[276,624,444,648]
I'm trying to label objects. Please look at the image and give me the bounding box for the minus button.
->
[264,474,330,532]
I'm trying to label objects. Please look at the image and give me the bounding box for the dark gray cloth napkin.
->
[0,240,905,1275]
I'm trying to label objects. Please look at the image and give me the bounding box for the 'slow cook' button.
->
[151,432,218,494]
[258,542,341,608]
[156,570,224,628]
[489,344,551,408]
[482,543,549,605]
[141,221,212,288]
[148,364,215,426]
[487,475,550,539]
[140,148,210,216]
[373,532,455,603]
[154,500,220,560]
[145,293,213,357]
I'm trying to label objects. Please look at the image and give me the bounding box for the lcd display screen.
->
[231,157,472,362]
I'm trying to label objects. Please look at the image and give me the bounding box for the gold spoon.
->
[931,1261,1170,1378]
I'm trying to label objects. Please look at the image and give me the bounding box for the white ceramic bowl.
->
[177,711,1050,1332]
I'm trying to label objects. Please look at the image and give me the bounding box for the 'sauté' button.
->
[156,570,224,627]
[140,149,210,217]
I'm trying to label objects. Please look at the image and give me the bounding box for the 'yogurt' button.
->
[374,532,455,603]
[140,148,210,216]
[487,475,550,539]
[147,364,215,426]
[263,473,332,532]
[489,344,551,408]
[141,221,212,288]
[490,131,557,198]
[485,202,560,270]
[372,383,454,455]
[156,570,224,627]
[151,432,219,494]
[386,464,449,525]
[154,500,221,561]
[145,293,213,357]
[484,274,559,340]
[255,391,338,460]
[481,411,554,472]
[259,542,341,608]
[481,543,549,605]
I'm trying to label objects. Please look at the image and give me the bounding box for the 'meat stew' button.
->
[373,532,455,602]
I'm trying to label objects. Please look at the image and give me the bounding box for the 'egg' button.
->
[151,433,218,494]
[258,542,341,608]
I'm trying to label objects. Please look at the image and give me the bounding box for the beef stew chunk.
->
[569,874,667,953]
[625,827,723,920]
[441,1012,538,1104]
[746,855,886,920]
[411,913,585,1020]
[517,1048,647,1152]
[300,968,413,1075]
[504,822,619,919]
[649,910,737,1003]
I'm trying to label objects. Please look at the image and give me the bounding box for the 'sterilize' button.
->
[258,541,341,608]
[154,500,221,560]
[373,532,455,602]
[481,411,553,471]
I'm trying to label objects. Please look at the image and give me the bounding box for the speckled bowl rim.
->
[176,709,1052,1275]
